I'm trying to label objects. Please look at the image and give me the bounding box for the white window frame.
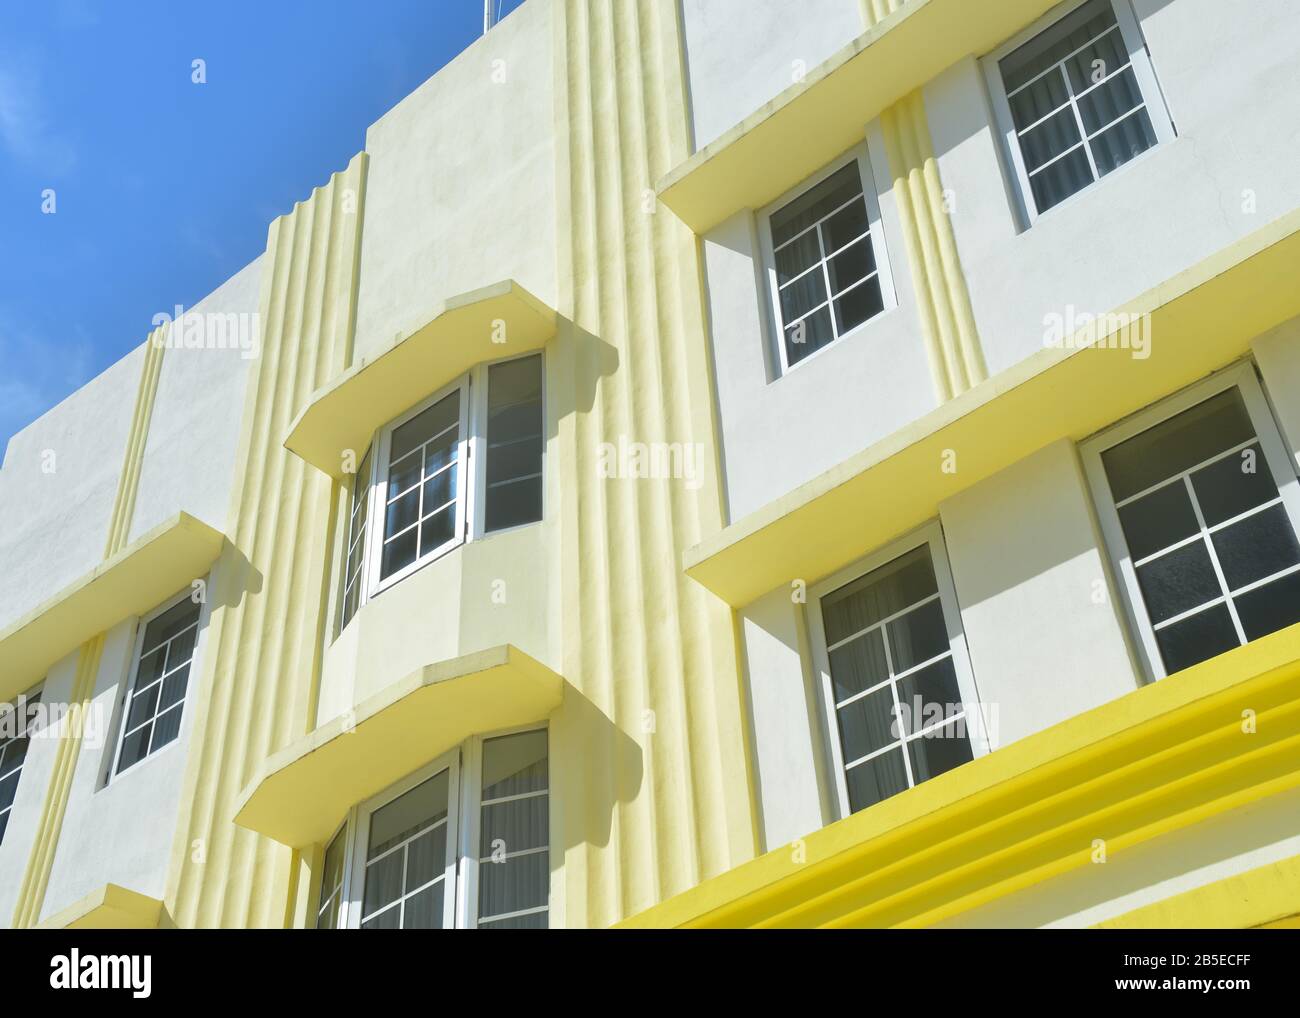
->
[456,723,552,929]
[365,374,472,598]
[983,0,1176,228]
[104,584,208,786]
[1081,362,1300,682]
[0,682,43,846]
[323,724,551,930]
[342,748,461,930]
[805,521,988,821]
[342,352,546,628]
[757,142,898,377]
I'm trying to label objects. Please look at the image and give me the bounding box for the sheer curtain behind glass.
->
[476,730,549,928]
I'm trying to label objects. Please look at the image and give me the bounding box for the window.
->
[1084,367,1300,679]
[986,0,1174,221]
[0,688,41,846]
[112,592,203,777]
[340,354,545,627]
[317,727,550,929]
[339,447,371,631]
[760,151,896,372]
[808,526,985,818]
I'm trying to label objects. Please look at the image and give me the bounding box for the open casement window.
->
[1083,365,1300,680]
[985,0,1175,223]
[339,354,545,629]
[110,590,204,779]
[759,147,896,373]
[808,524,986,819]
[0,687,41,847]
[320,727,550,929]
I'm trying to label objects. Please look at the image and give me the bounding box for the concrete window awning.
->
[685,210,1300,607]
[38,884,164,930]
[284,280,557,479]
[0,513,226,703]
[234,645,565,848]
[657,0,1061,234]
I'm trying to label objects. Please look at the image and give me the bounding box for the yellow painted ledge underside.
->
[37,884,164,930]
[686,207,1300,607]
[284,280,556,479]
[234,645,564,847]
[619,623,1300,928]
[0,512,225,703]
[658,0,1060,233]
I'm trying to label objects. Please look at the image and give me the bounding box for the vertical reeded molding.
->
[10,636,104,928]
[163,153,368,928]
[552,0,757,928]
[859,0,906,29]
[881,90,987,401]
[11,327,166,928]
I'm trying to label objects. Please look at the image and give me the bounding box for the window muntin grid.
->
[0,689,41,847]
[339,447,371,632]
[359,769,454,929]
[992,0,1168,219]
[115,596,201,775]
[315,825,347,929]
[820,545,974,814]
[769,160,887,368]
[378,387,463,582]
[1101,388,1300,674]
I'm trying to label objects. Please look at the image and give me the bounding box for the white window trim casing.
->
[344,351,546,628]
[756,141,898,379]
[103,582,211,788]
[325,723,551,930]
[805,521,989,821]
[982,0,1176,229]
[1081,361,1300,682]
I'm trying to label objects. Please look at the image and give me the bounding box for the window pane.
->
[0,690,39,847]
[363,770,451,930]
[1008,68,1070,130]
[316,827,347,929]
[1029,146,1094,214]
[1102,389,1255,502]
[827,627,889,703]
[778,267,827,324]
[486,356,544,533]
[1134,541,1221,624]
[1001,0,1116,95]
[827,238,874,296]
[886,598,949,673]
[1063,21,1128,95]
[1211,505,1300,591]
[845,747,909,814]
[774,230,821,285]
[907,721,974,783]
[381,390,461,579]
[836,684,898,764]
[770,162,863,247]
[822,198,870,254]
[1117,480,1199,561]
[896,658,964,737]
[117,598,200,775]
[369,772,448,857]
[339,448,372,631]
[1077,66,1142,135]
[478,731,549,928]
[1019,105,1083,173]
[833,276,884,337]
[1154,604,1239,674]
[401,883,444,930]
[783,305,835,366]
[1234,571,1300,642]
[822,546,938,644]
[1090,108,1157,176]
[1191,444,1278,526]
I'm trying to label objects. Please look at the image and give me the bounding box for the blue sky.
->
[0,0,525,452]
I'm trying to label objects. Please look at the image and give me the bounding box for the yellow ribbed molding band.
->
[11,635,104,928]
[551,0,756,927]
[12,322,167,927]
[881,90,987,402]
[859,0,906,29]
[163,153,368,928]
[104,327,167,557]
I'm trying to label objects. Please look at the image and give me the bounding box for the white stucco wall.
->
[929,0,1300,376]
[703,126,938,521]
[352,0,556,362]
[679,0,864,150]
[0,348,143,631]
[939,440,1140,747]
[128,256,262,543]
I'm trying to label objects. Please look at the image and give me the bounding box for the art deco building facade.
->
[3,0,1300,929]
